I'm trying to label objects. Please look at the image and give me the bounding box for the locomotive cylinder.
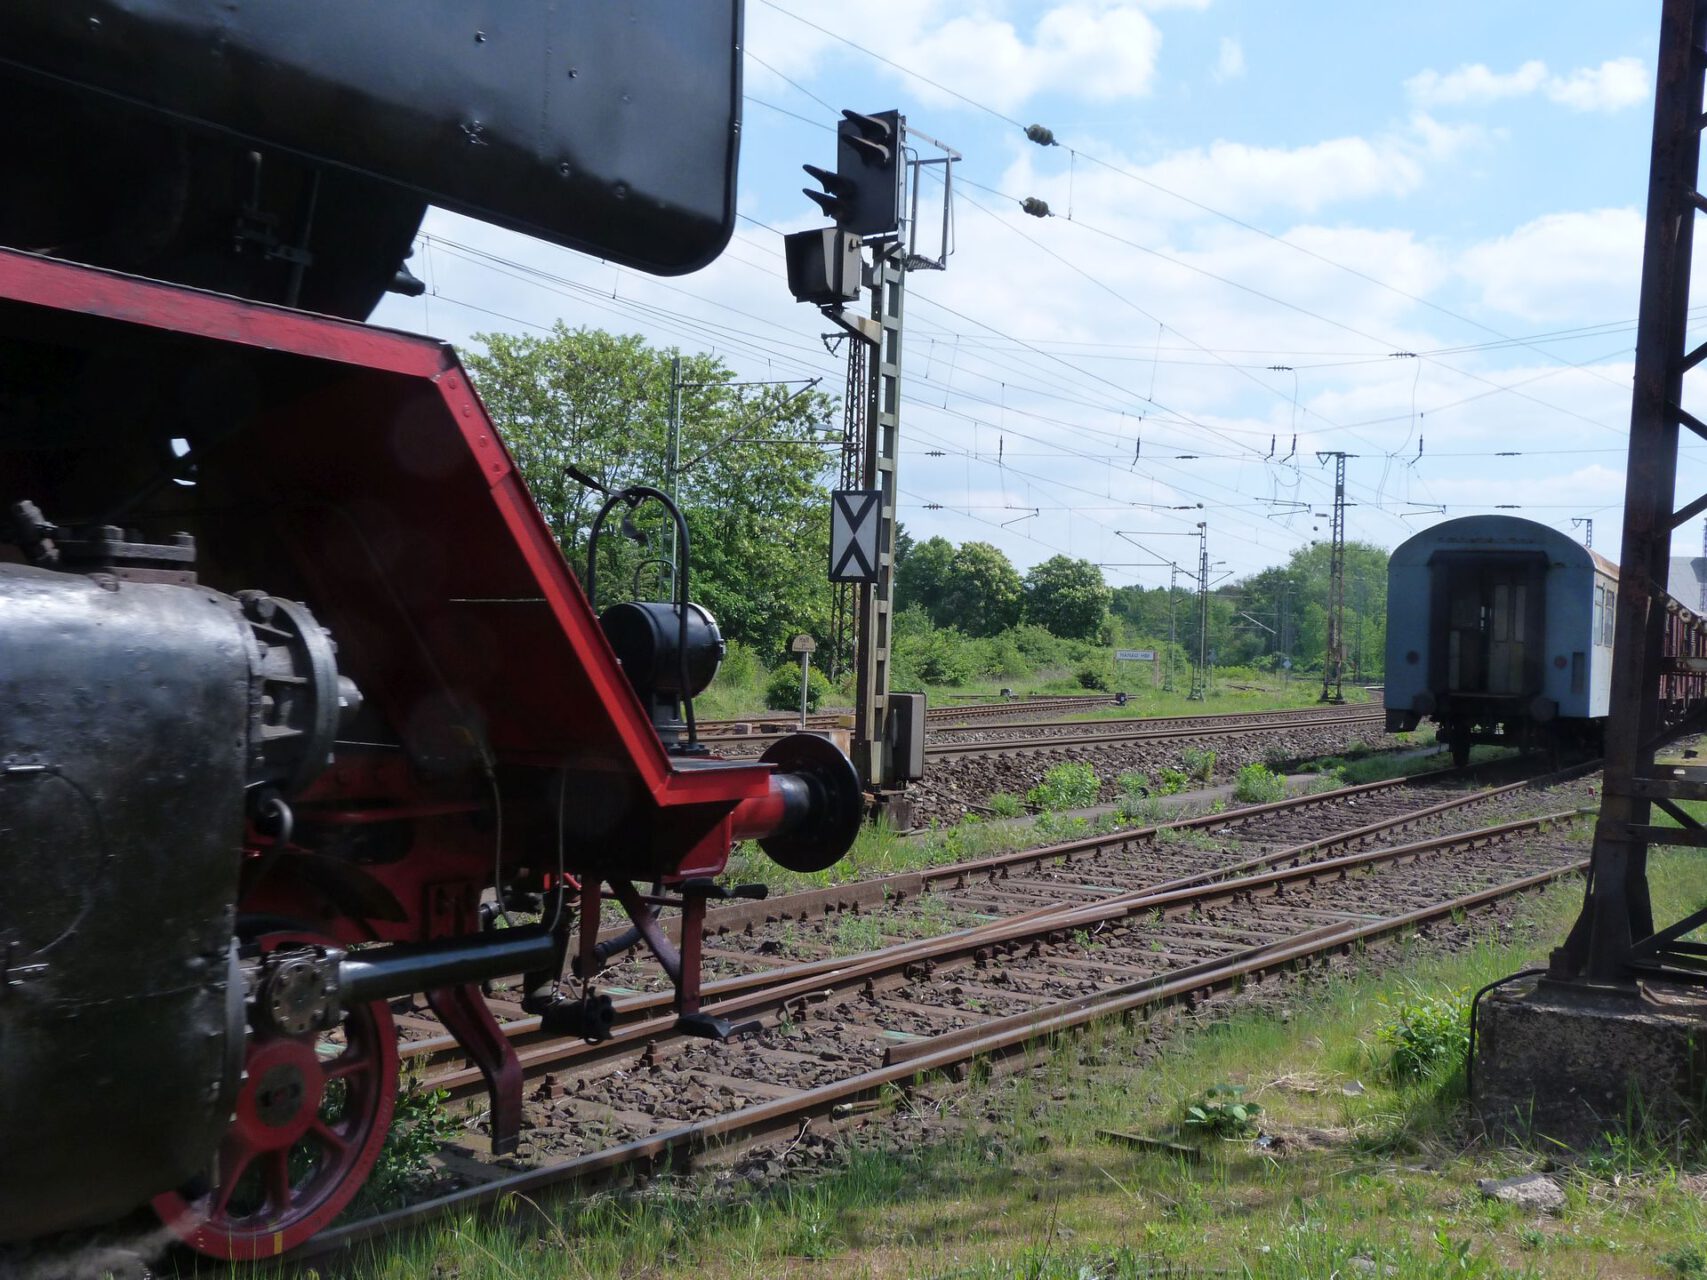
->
[0,559,350,1240]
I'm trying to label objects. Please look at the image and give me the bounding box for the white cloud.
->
[907,5,1167,111]
[379,9,1672,579]
[746,2,1176,114]
[1459,208,1644,322]
[1213,36,1245,83]
[1545,57,1650,112]
[1406,56,1649,113]
[1105,115,1482,218]
[1406,60,1547,107]
[1425,463,1628,510]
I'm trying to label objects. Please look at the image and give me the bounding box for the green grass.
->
[721,794,1235,896]
[296,851,1707,1280]
[700,663,1369,722]
[722,813,1032,894]
[973,677,1370,726]
[722,741,1536,899]
[1296,741,1516,788]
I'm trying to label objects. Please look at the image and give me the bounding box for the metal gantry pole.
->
[1553,0,1707,985]
[1190,522,1209,701]
[1166,565,1179,693]
[1317,451,1348,704]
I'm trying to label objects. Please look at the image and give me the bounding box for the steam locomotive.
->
[0,1,864,1259]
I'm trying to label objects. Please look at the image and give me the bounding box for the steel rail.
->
[695,694,1119,737]
[417,807,1582,1098]
[696,697,1380,740]
[400,761,1594,1080]
[303,815,1587,1259]
[396,766,1506,1073]
[922,705,1390,736]
[926,710,1387,759]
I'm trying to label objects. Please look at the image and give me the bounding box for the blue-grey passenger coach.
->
[1385,515,1617,765]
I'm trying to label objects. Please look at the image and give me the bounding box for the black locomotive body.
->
[0,0,862,1258]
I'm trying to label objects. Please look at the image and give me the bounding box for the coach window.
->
[1604,589,1616,645]
[1594,586,1604,646]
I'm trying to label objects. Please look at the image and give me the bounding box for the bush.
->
[1181,747,1217,782]
[1034,812,1091,839]
[764,662,832,712]
[1116,771,1150,798]
[1025,762,1100,811]
[1009,623,1069,666]
[987,792,1024,818]
[891,603,935,639]
[893,624,975,686]
[718,639,763,689]
[1154,767,1191,795]
[1660,1246,1707,1280]
[1075,664,1110,691]
[1232,762,1287,804]
[1117,793,1163,824]
[973,634,1030,680]
[1376,985,1471,1080]
[1182,1084,1263,1138]
[357,1075,463,1212]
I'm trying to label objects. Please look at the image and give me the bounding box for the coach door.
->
[1435,555,1546,697]
[1485,576,1528,693]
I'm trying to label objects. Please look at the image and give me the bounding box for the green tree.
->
[1024,556,1111,639]
[465,324,839,659]
[895,535,956,623]
[892,522,915,572]
[1220,540,1389,678]
[938,541,1024,636]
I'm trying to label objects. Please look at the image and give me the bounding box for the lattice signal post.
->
[1190,522,1210,701]
[785,112,958,803]
[1551,0,1707,986]
[1317,451,1350,704]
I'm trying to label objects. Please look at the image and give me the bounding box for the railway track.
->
[395,763,1584,1080]
[698,702,1386,760]
[924,704,1384,737]
[696,694,1124,738]
[923,707,1385,760]
[279,762,1596,1259]
[303,767,1593,1256]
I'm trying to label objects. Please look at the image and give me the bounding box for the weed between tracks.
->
[723,744,1450,898]
[275,846,1707,1280]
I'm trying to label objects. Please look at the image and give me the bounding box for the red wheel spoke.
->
[263,1149,294,1213]
[323,1050,374,1081]
[310,1117,352,1153]
[152,930,400,1261]
[208,1145,256,1219]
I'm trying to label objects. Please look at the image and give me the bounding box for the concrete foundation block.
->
[1473,976,1707,1149]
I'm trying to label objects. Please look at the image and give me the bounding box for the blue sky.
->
[373,1,1690,587]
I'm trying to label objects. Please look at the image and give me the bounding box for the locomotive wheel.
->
[152,933,398,1260]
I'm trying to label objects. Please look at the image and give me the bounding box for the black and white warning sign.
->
[828,489,882,583]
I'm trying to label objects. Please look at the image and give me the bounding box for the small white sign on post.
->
[792,634,816,725]
[1115,649,1157,662]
